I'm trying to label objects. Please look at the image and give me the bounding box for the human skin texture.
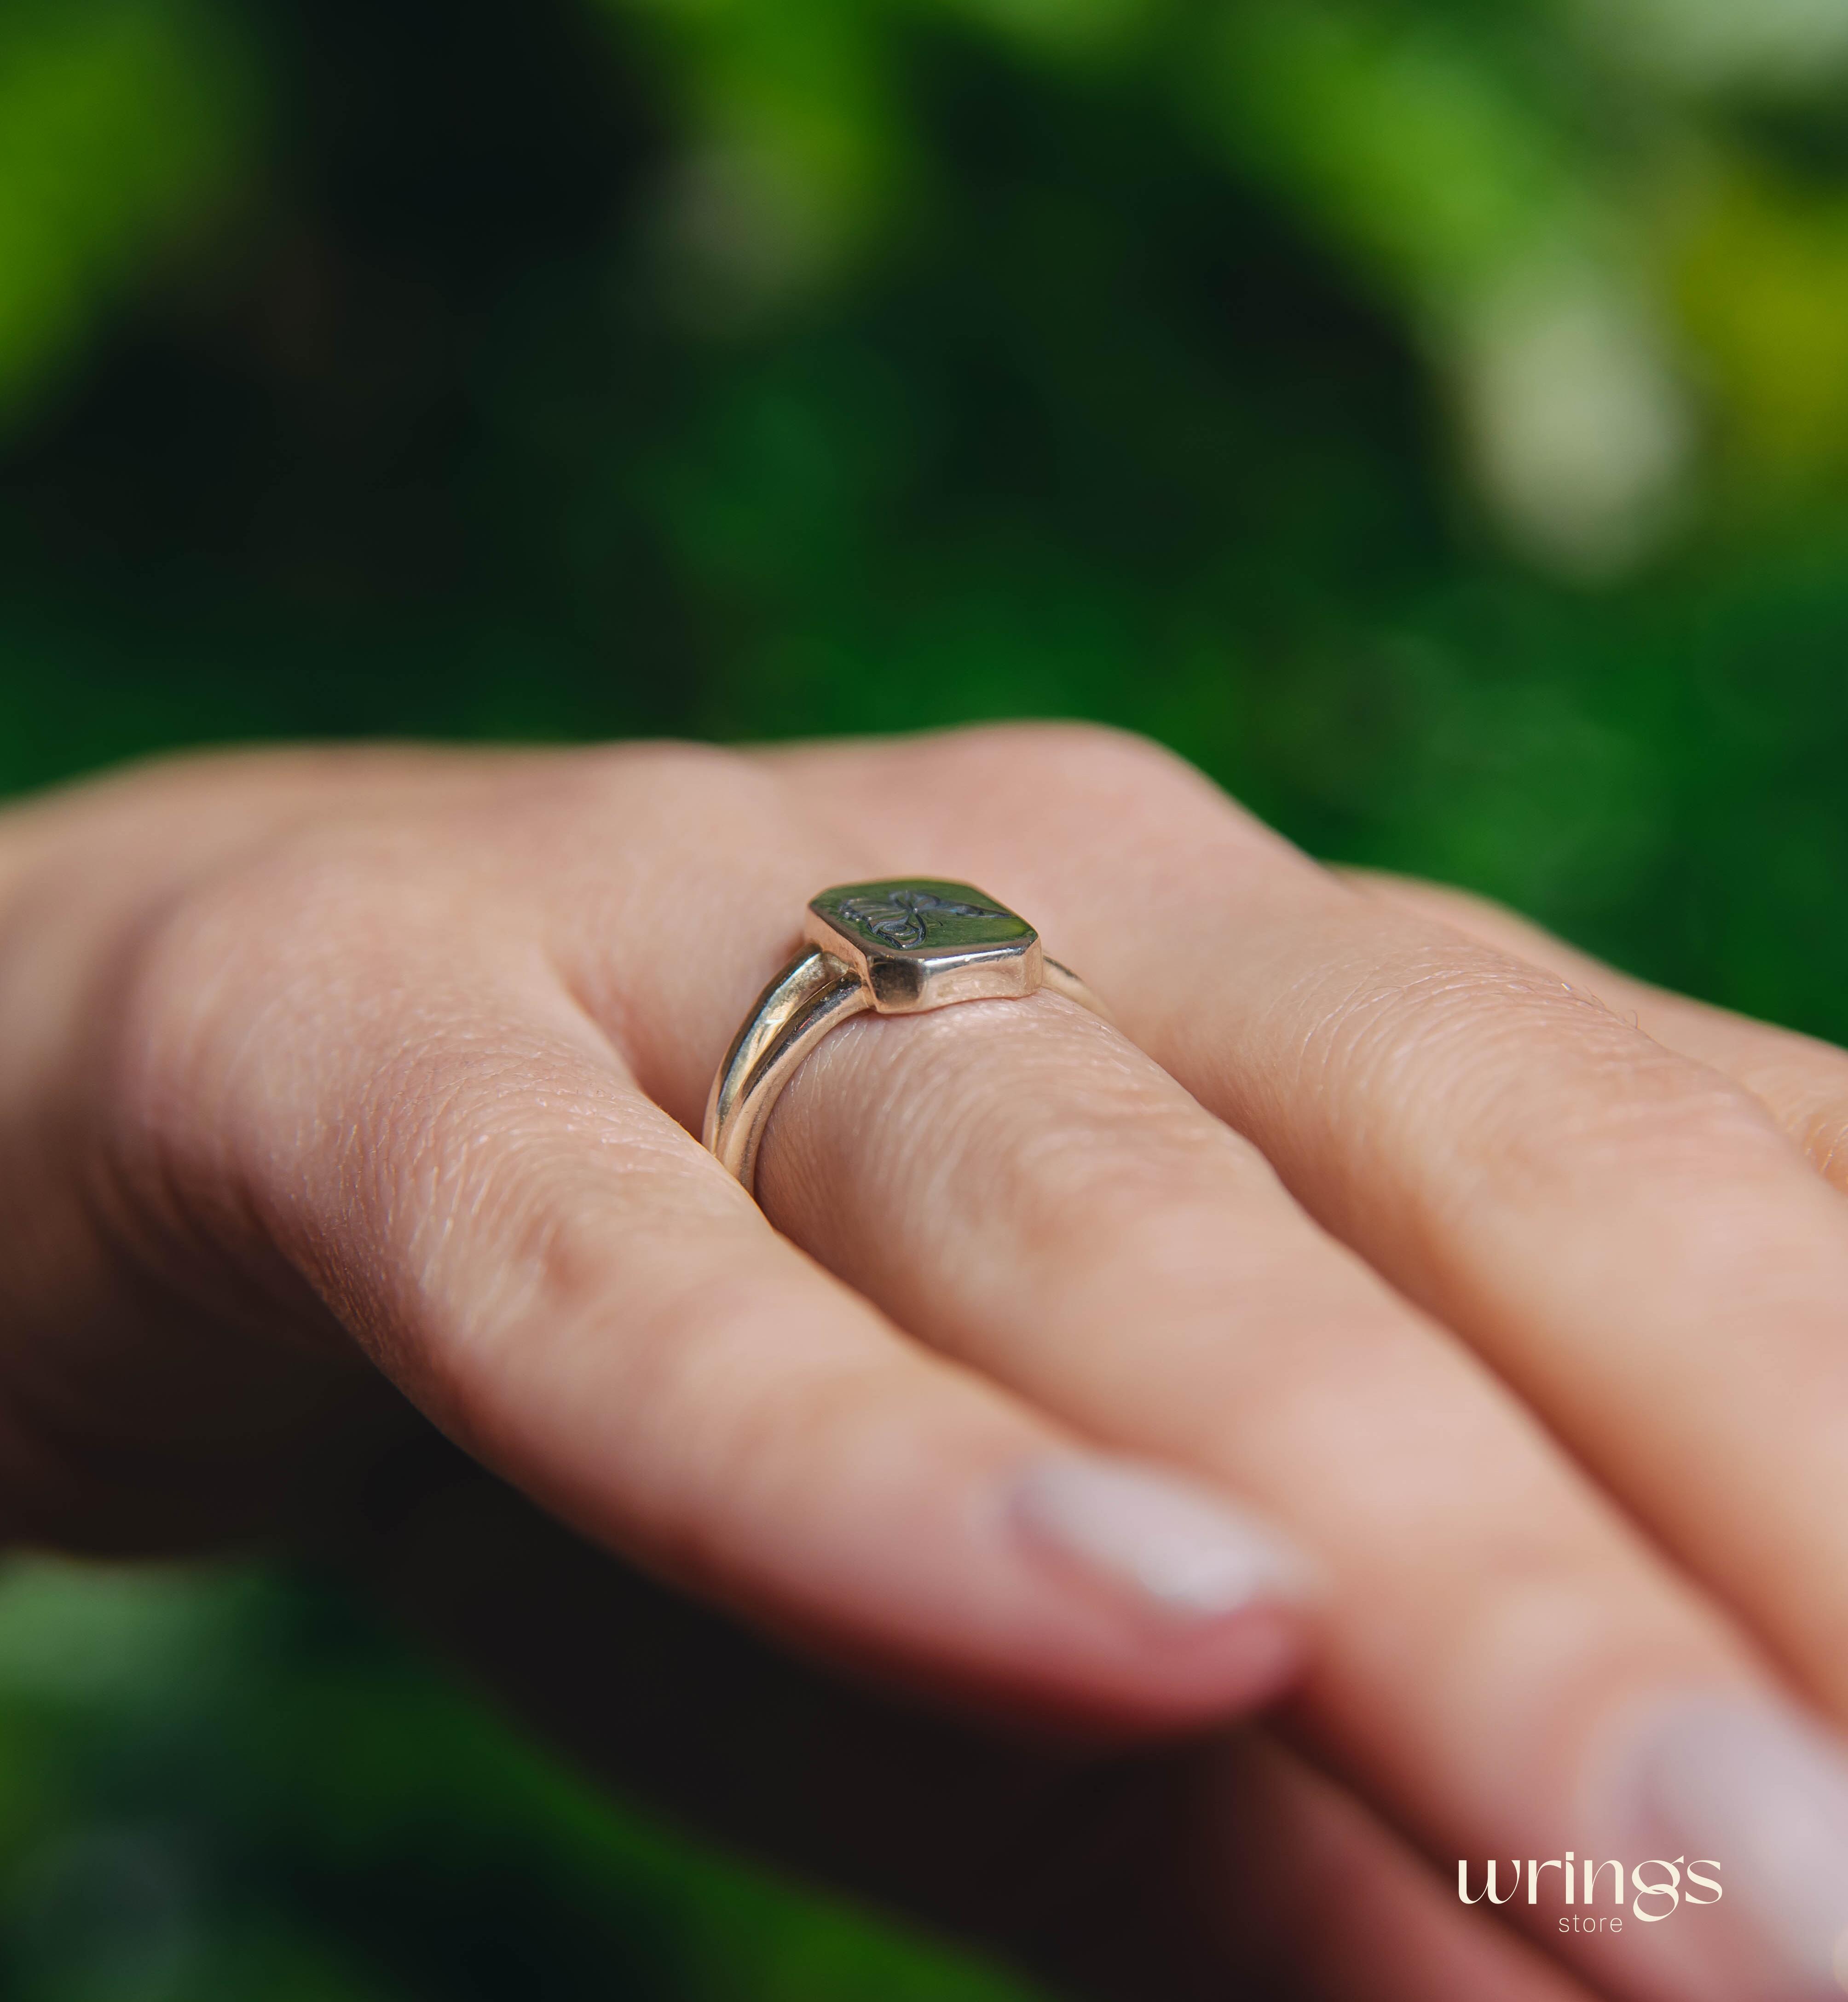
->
[5,723,1848,1999]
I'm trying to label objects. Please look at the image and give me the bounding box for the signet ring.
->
[702,879,1106,1193]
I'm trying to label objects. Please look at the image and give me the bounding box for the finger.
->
[744,964,1804,1998]
[720,723,1848,1994]
[816,725,1848,1724]
[110,865,1311,1731]
[1340,868,1848,1193]
[1197,1732,1601,2002]
[341,1436,1599,2002]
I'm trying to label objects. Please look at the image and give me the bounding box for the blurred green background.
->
[5,0,1848,1993]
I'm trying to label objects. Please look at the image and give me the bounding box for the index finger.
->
[104,816,1315,1731]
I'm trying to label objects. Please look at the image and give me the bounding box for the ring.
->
[703,878,1105,1192]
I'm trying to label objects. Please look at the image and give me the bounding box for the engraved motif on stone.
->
[836,887,1003,949]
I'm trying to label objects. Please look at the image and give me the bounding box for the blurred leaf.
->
[1200,1,1594,312]
[0,1561,1047,2002]
[0,0,254,433]
[1675,150,1848,490]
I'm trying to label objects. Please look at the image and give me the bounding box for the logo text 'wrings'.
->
[1458,1855,1721,1931]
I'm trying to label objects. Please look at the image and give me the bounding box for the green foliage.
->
[0,1562,1043,2001]
[0,0,253,431]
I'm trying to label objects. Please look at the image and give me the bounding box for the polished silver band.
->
[702,879,1103,1193]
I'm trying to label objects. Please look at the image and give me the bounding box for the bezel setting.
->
[805,878,1042,1013]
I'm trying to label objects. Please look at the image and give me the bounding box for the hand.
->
[4,724,1848,2000]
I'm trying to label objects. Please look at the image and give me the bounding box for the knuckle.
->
[681,1344,890,1542]
[520,739,771,841]
[96,827,469,1249]
[1310,943,1784,1199]
[509,1250,885,1561]
[1024,1113,1249,1248]
[970,1080,1267,1281]
[379,1082,649,1371]
[113,838,379,1080]
[1498,1031,1773,1189]
[939,719,1225,816]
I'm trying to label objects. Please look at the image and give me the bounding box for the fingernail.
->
[1010,1453,1317,1621]
[1612,1695,1848,1996]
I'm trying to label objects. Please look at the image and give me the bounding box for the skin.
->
[4,721,1848,1998]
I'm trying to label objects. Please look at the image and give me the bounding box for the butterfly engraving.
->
[837,888,1003,949]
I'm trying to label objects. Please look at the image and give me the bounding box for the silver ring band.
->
[702,879,1104,1192]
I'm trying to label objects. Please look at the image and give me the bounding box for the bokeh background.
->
[6,0,1848,1993]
